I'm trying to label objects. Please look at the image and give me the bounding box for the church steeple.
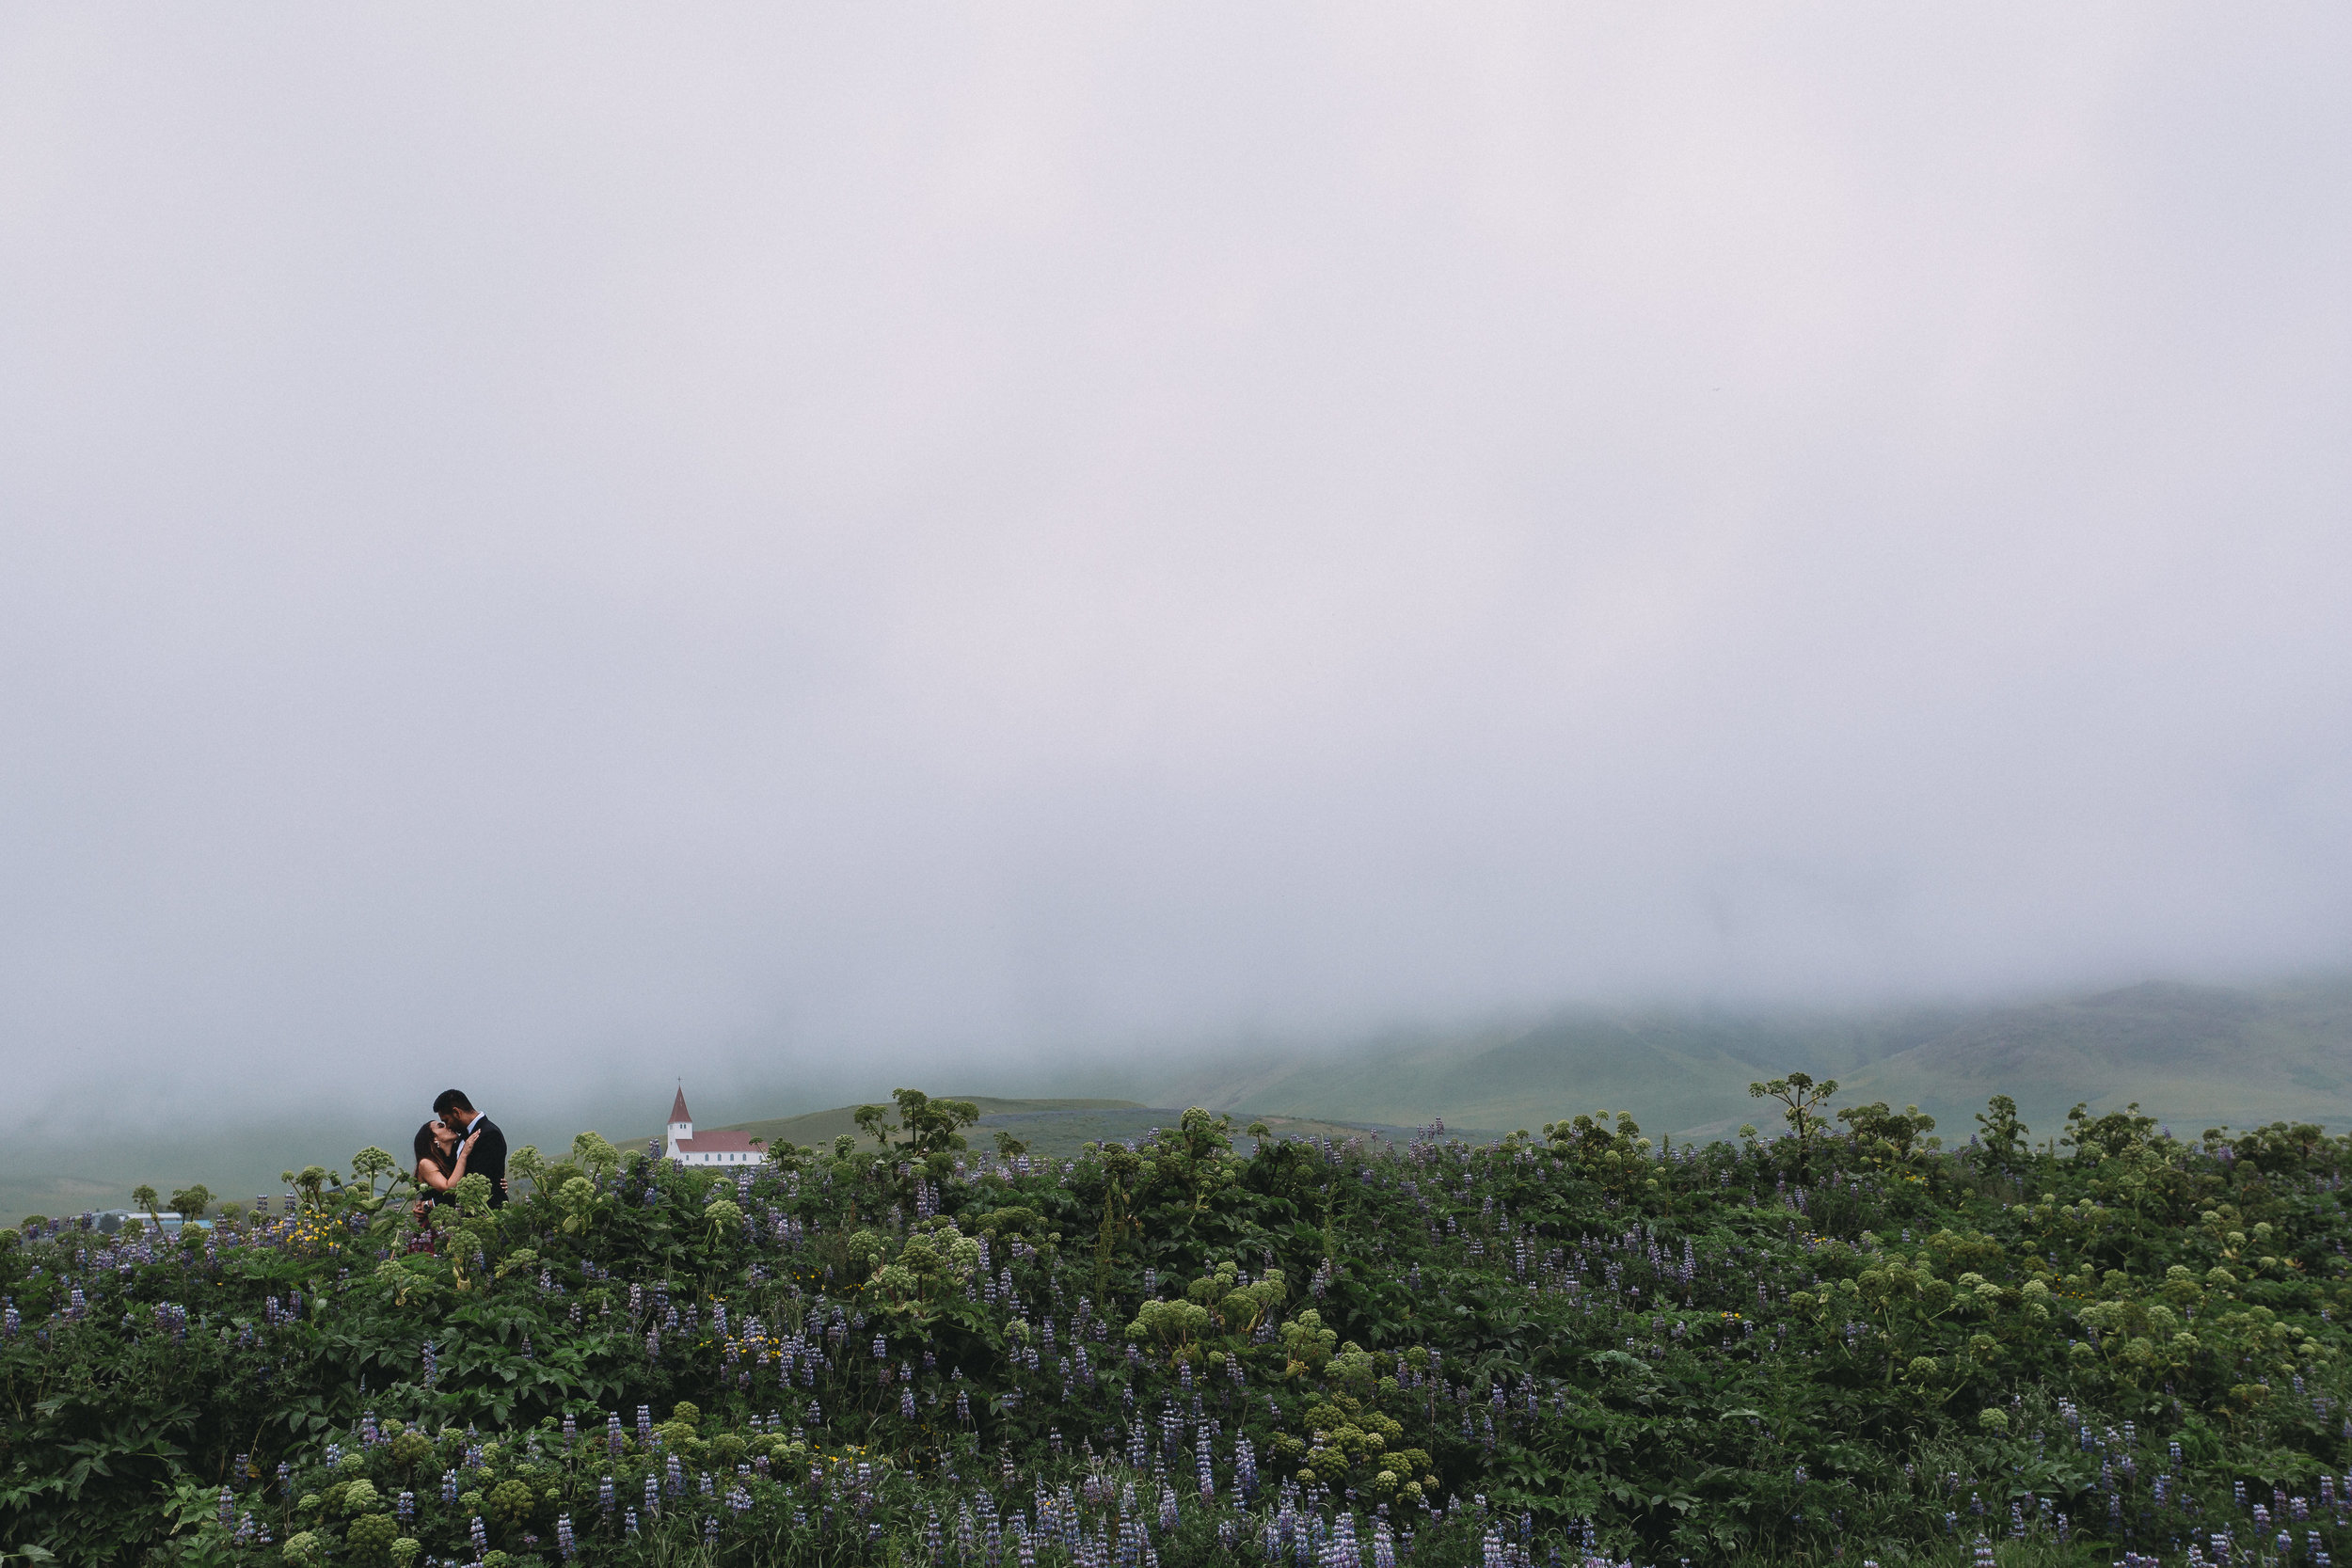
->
[666,1085,692,1146]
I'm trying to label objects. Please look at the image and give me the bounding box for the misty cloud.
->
[2,5,2348,1124]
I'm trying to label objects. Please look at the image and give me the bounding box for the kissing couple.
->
[410,1089,510,1219]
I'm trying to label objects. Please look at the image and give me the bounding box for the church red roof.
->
[672,1130,765,1153]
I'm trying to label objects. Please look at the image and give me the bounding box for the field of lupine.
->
[8,1083,2352,1568]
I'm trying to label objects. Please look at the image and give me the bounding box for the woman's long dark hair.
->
[414,1121,452,1173]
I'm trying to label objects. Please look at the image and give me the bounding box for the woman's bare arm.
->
[415,1158,454,1193]
[451,1129,480,1180]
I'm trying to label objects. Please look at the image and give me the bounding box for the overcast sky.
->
[3,5,2349,1125]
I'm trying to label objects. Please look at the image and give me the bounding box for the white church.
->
[660,1086,766,1167]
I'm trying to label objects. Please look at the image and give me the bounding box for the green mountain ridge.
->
[1154,975,2352,1147]
[1828,976,2352,1138]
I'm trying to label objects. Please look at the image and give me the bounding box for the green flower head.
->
[345,1513,400,1564]
[452,1173,493,1216]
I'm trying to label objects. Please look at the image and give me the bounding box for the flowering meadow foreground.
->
[7,1086,2352,1568]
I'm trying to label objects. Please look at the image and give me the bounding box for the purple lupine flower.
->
[470,1515,489,1553]
[556,1513,577,1559]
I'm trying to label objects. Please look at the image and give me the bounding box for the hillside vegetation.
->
[659,1102,1413,1163]
[9,1080,2352,1567]
[1155,978,2352,1145]
[661,1101,1155,1161]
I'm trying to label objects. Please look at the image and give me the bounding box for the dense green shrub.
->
[5,1088,2352,1567]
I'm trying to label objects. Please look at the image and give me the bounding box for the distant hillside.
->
[1136,1010,1940,1141]
[1831,977,2352,1141]
[1140,976,2352,1147]
[648,1097,1425,1160]
[623,1097,1146,1154]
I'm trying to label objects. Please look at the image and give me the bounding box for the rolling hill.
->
[1136,975,2352,1147]
[1827,977,2352,1141]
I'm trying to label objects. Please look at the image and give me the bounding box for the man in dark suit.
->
[434,1089,509,1209]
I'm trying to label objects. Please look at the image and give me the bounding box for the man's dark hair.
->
[434,1089,474,1116]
